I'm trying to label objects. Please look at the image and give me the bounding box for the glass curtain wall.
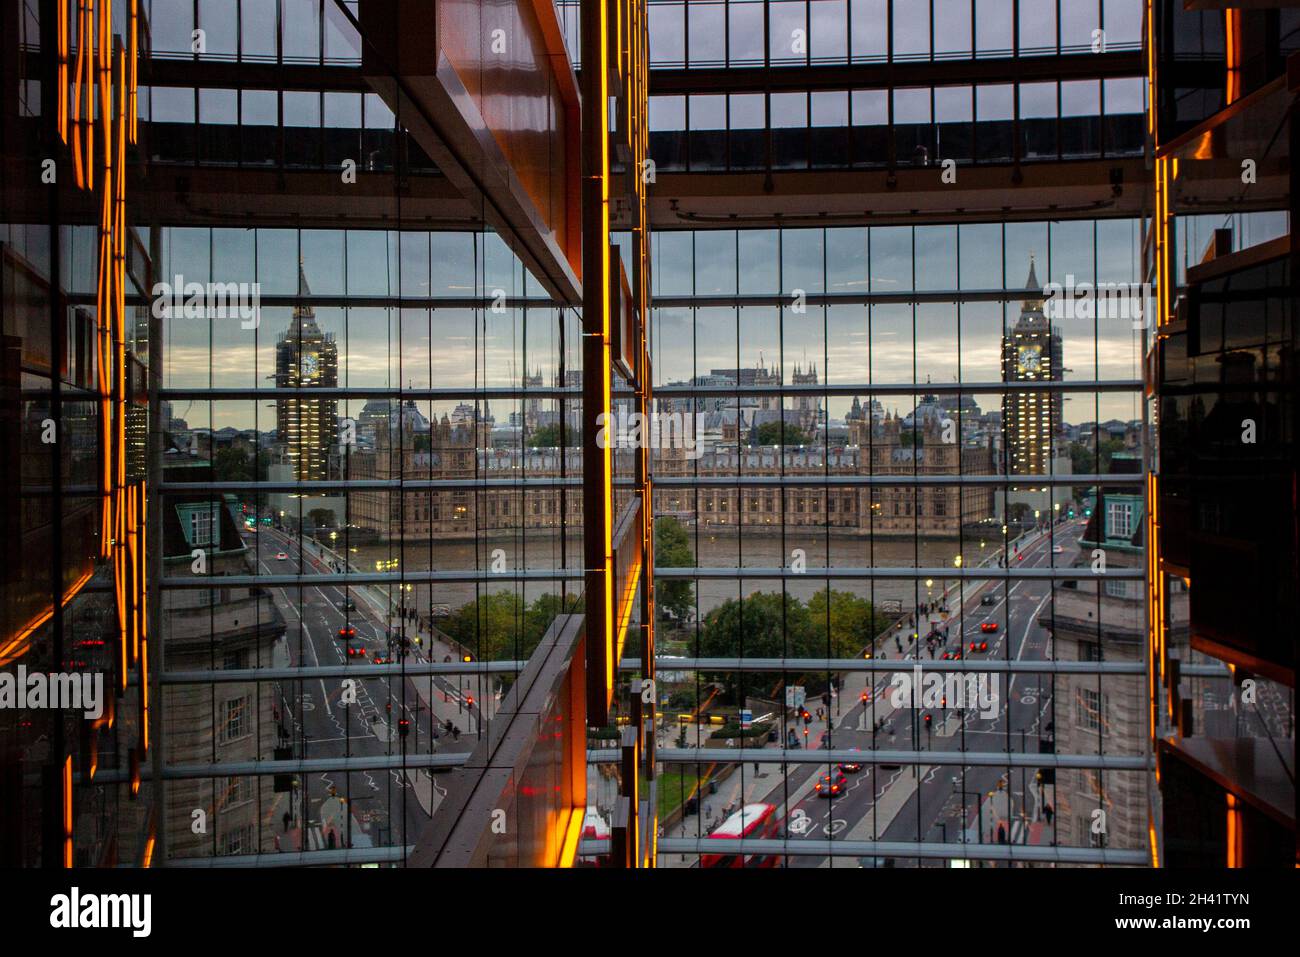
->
[635,219,1154,866]
[144,0,584,863]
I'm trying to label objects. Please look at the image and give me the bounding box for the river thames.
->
[330,526,1010,620]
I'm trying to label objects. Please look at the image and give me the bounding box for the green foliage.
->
[527,423,572,448]
[708,722,772,740]
[308,507,335,530]
[697,588,877,699]
[654,516,694,624]
[441,591,583,664]
[213,446,252,482]
[1069,437,1126,476]
[753,421,812,447]
[807,588,880,659]
[697,591,815,697]
[524,592,585,645]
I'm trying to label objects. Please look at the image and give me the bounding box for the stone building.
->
[1039,455,1187,856]
[161,459,287,859]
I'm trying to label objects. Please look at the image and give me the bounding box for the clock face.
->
[1017,344,1043,375]
[301,354,319,378]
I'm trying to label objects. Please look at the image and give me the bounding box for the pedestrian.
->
[282,810,291,833]
[996,823,1007,844]
[1044,803,1054,824]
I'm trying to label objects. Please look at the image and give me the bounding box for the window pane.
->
[976,0,1013,55]
[934,0,973,57]
[850,0,888,60]
[650,2,685,65]
[688,3,725,67]
[810,0,848,62]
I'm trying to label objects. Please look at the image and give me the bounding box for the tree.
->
[524,592,584,645]
[752,421,811,447]
[442,591,526,662]
[698,591,818,698]
[807,588,879,659]
[1069,437,1126,476]
[213,446,252,482]
[308,507,335,531]
[653,516,694,625]
[527,423,572,448]
[1007,502,1032,525]
[442,591,583,665]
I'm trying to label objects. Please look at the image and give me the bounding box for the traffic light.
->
[923,712,932,730]
[465,695,475,709]
[397,718,410,738]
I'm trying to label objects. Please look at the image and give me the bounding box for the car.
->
[1052,544,1064,554]
[942,646,963,660]
[838,750,864,773]
[371,654,392,665]
[337,597,356,611]
[814,772,848,797]
[980,593,998,606]
[337,626,357,641]
[346,643,368,658]
[275,551,288,560]
[968,639,989,653]
[980,621,999,633]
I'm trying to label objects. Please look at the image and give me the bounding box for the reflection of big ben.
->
[1016,344,1043,374]
[1002,257,1063,477]
[275,261,339,480]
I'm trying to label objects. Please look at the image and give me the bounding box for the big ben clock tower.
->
[275,261,340,481]
[1002,257,1064,478]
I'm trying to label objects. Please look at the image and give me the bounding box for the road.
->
[786,520,1081,866]
[673,519,1086,867]
[247,524,487,856]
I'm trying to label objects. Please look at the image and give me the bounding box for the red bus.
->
[701,803,783,867]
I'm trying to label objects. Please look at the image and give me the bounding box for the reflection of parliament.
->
[333,262,1064,540]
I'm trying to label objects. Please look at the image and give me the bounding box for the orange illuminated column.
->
[1226,794,1243,867]
[1224,10,1242,105]
[582,0,616,723]
[62,756,74,867]
[129,0,139,143]
[57,0,68,141]
[1144,1,1172,745]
